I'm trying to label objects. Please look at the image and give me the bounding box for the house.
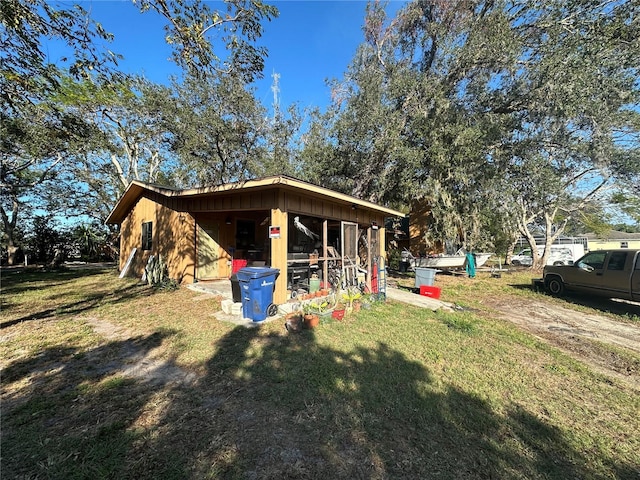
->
[105,175,405,304]
[584,231,640,250]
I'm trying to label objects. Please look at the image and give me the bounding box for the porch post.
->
[270,207,288,305]
[366,226,372,293]
[323,219,328,288]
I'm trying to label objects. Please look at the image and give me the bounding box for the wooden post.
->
[323,219,328,288]
[366,227,372,293]
[270,207,288,304]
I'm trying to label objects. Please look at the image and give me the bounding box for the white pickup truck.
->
[543,249,640,301]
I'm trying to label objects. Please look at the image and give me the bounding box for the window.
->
[578,251,606,270]
[236,220,255,249]
[142,221,153,251]
[606,252,627,271]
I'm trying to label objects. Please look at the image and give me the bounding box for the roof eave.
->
[105,176,405,225]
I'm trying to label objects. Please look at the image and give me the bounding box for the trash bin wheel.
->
[290,290,298,299]
[267,303,278,317]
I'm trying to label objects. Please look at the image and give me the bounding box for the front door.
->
[197,223,220,280]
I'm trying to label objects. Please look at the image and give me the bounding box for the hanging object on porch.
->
[294,216,319,240]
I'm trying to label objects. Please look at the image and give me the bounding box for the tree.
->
[168,73,269,185]
[1,0,120,264]
[305,0,517,250]
[0,99,98,264]
[133,0,277,82]
[49,76,179,222]
[494,0,640,267]
[310,0,639,261]
[1,0,120,113]
[1,0,279,261]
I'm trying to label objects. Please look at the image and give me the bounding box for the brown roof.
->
[106,175,405,224]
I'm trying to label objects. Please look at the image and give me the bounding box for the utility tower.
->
[271,71,280,121]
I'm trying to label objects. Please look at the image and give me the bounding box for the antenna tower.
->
[271,71,280,121]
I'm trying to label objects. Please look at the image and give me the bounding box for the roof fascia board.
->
[106,176,405,224]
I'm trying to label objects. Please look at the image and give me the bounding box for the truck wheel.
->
[553,261,564,266]
[546,276,565,296]
[512,260,521,266]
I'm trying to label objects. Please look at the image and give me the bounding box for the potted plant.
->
[360,293,374,309]
[284,305,304,333]
[341,286,362,315]
[302,302,321,329]
[331,304,346,320]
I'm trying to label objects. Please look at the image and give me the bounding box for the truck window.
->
[636,255,640,270]
[606,252,627,271]
[580,251,607,270]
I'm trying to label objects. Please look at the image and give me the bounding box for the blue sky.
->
[67,1,405,111]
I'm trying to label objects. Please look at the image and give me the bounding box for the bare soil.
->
[486,297,640,389]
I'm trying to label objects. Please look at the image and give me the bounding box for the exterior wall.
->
[407,200,451,255]
[194,210,271,280]
[409,201,436,255]
[119,194,195,283]
[117,185,394,296]
[588,239,640,250]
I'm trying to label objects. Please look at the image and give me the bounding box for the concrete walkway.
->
[188,280,453,315]
[385,286,454,311]
[187,279,234,299]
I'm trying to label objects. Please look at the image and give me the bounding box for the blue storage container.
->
[236,267,280,321]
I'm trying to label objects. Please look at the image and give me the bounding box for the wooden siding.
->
[408,200,445,255]
[119,194,195,283]
[184,190,278,213]
[283,190,380,225]
[117,183,394,297]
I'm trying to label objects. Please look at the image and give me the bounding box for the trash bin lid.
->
[236,267,280,280]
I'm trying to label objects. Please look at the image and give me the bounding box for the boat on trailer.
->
[403,250,493,270]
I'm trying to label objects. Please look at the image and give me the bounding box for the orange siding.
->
[119,195,195,283]
[408,200,443,255]
[117,186,392,290]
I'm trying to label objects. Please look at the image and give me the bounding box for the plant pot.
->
[304,314,320,329]
[353,301,361,313]
[332,309,346,321]
[284,313,303,333]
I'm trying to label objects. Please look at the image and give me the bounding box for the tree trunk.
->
[7,244,18,266]
[1,199,20,266]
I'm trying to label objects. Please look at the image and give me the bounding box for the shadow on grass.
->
[0,269,153,329]
[2,329,176,480]
[3,303,638,479]
[1,266,111,293]
[509,283,640,317]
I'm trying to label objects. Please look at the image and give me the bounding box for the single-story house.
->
[584,231,640,250]
[106,175,405,304]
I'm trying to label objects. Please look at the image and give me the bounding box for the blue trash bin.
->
[236,267,280,321]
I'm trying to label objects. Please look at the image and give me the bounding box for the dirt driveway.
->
[487,296,640,389]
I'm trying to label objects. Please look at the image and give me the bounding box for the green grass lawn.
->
[1,266,638,479]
